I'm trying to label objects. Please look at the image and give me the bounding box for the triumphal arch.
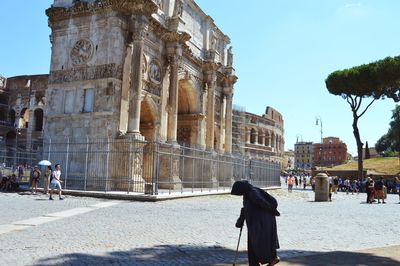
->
[45,0,236,151]
[44,0,238,191]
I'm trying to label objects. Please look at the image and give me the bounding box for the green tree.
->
[376,105,400,155]
[326,56,400,180]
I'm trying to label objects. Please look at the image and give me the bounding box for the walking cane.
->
[233,226,243,266]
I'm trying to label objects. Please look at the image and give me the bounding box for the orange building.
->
[313,137,347,167]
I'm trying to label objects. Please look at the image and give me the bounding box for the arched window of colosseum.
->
[258,130,264,145]
[250,128,256,144]
[270,133,275,148]
[8,109,16,125]
[20,108,29,128]
[265,131,270,147]
[34,109,43,131]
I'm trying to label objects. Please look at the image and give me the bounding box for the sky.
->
[1,0,399,155]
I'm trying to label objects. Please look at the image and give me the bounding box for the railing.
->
[0,120,13,127]
[0,138,281,195]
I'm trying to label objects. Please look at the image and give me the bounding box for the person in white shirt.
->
[49,164,63,200]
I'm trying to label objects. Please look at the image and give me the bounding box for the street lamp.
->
[315,116,323,168]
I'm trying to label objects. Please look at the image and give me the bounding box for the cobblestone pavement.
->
[1,187,399,265]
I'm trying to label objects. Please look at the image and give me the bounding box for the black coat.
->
[232,181,280,265]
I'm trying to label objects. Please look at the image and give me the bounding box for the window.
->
[83,88,94,113]
[64,90,75,114]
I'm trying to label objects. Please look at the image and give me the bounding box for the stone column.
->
[166,43,182,144]
[260,132,265,146]
[219,95,225,151]
[224,92,233,153]
[127,16,148,139]
[254,130,259,145]
[205,74,216,150]
[246,128,251,144]
[119,42,133,133]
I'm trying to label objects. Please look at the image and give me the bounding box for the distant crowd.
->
[283,172,400,204]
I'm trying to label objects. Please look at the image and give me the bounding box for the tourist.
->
[333,177,339,194]
[366,176,375,204]
[43,165,52,194]
[231,180,280,266]
[303,176,307,190]
[374,177,386,204]
[287,175,294,192]
[294,175,298,188]
[17,164,24,180]
[49,164,63,200]
[30,166,41,194]
[311,177,315,191]
[395,176,400,203]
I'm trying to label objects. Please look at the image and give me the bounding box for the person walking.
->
[287,175,294,192]
[30,166,41,194]
[375,177,386,204]
[49,164,63,200]
[43,165,52,194]
[395,176,400,203]
[231,180,280,266]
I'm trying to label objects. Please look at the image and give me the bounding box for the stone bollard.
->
[314,173,329,202]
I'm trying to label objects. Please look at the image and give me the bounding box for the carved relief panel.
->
[70,39,93,66]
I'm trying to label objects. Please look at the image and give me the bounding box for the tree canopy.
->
[326,56,400,102]
[375,105,400,155]
[325,56,400,180]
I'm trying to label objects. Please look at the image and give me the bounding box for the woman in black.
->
[231,180,280,266]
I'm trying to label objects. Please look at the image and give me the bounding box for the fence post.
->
[105,137,110,192]
[84,135,89,191]
[151,142,158,195]
[65,137,69,189]
[127,139,132,194]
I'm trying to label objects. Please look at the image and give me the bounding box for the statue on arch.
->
[227,46,233,67]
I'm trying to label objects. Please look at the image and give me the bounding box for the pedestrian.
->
[231,180,280,266]
[30,166,41,194]
[294,176,298,188]
[374,177,386,204]
[49,164,63,200]
[303,176,307,190]
[395,176,400,204]
[366,176,375,204]
[287,175,294,192]
[333,177,339,194]
[43,165,52,194]
[18,164,24,180]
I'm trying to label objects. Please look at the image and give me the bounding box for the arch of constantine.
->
[45,0,236,153]
[0,0,284,194]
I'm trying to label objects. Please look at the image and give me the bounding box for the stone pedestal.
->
[158,144,182,190]
[315,173,329,202]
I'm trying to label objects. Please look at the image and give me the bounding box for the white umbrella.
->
[38,160,52,166]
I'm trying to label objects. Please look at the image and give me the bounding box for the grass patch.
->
[331,157,400,175]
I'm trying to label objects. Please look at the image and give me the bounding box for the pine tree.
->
[365,141,371,159]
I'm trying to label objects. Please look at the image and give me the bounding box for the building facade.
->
[0,75,48,166]
[45,0,237,153]
[232,106,285,167]
[283,150,295,170]
[294,141,313,170]
[313,137,347,167]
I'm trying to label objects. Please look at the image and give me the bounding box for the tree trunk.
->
[352,111,364,180]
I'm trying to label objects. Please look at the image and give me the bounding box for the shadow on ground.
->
[32,245,400,266]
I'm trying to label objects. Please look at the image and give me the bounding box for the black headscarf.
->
[231,180,252,196]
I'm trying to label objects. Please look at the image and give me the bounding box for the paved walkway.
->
[1,187,399,265]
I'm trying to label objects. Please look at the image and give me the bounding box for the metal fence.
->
[1,137,281,195]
